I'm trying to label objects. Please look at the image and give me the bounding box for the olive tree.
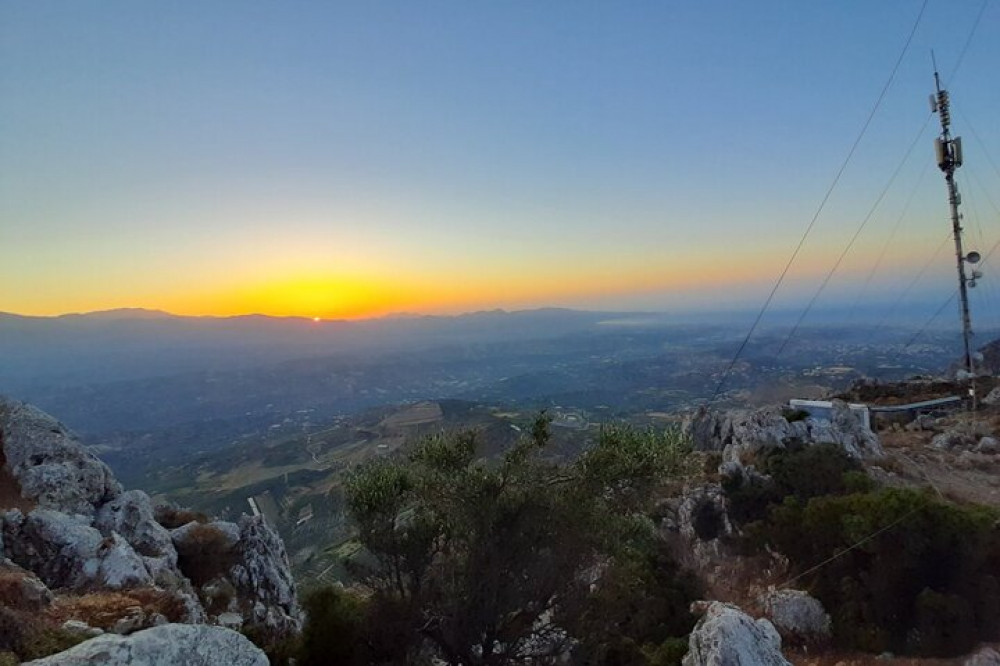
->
[342,415,695,665]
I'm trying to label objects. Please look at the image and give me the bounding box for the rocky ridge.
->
[683,401,884,461]
[0,397,300,662]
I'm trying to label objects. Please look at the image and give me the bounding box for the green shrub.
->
[243,625,300,666]
[762,488,1000,656]
[782,408,810,423]
[644,636,689,666]
[763,442,862,501]
[0,607,84,661]
[340,416,697,664]
[723,442,865,526]
[563,543,700,665]
[298,586,367,666]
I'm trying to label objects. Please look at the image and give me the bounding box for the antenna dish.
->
[966,251,981,264]
[969,280,977,288]
[972,270,983,280]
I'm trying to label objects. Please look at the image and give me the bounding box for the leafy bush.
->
[643,637,690,666]
[174,524,236,587]
[782,408,810,423]
[762,488,1000,656]
[763,442,867,501]
[243,624,300,666]
[298,586,367,666]
[562,543,700,665]
[340,416,697,665]
[723,442,866,527]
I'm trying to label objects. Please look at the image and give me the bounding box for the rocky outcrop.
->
[0,396,300,653]
[3,508,152,590]
[683,602,790,666]
[758,589,831,643]
[0,400,120,517]
[228,515,301,636]
[23,624,268,666]
[658,484,744,594]
[95,491,191,591]
[683,402,883,462]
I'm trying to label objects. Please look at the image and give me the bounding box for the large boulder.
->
[983,387,1000,406]
[3,509,152,590]
[683,602,790,666]
[809,402,883,459]
[975,437,1000,454]
[683,402,883,462]
[96,491,188,590]
[0,399,121,517]
[23,624,268,665]
[932,429,976,451]
[758,589,831,643]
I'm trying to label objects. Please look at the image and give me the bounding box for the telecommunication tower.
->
[930,68,980,377]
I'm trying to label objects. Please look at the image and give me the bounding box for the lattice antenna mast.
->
[930,64,979,377]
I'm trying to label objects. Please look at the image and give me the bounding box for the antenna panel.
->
[935,138,948,168]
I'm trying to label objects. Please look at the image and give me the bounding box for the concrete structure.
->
[788,399,870,430]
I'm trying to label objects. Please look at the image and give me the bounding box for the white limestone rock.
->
[97,491,175,560]
[23,623,268,666]
[982,387,1000,406]
[95,490,195,591]
[227,515,302,636]
[808,402,883,459]
[683,602,790,666]
[932,429,976,451]
[975,436,1000,454]
[683,402,882,463]
[965,647,1000,666]
[758,589,831,642]
[0,398,121,517]
[4,508,152,590]
[61,620,104,638]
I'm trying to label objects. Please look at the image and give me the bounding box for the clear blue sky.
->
[2,1,998,322]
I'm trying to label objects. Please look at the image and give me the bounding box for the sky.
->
[2,1,999,322]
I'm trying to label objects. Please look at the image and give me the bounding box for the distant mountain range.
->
[0,307,638,394]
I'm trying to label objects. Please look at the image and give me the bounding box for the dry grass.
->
[174,524,238,587]
[0,570,46,612]
[379,402,444,429]
[44,588,188,629]
[153,505,209,530]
